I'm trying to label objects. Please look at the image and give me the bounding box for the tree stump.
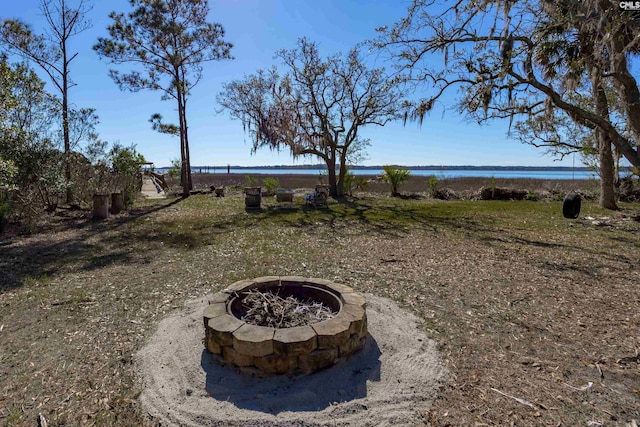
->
[110,192,124,214]
[93,194,109,219]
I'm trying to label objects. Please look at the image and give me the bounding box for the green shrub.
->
[381,165,411,196]
[340,166,356,196]
[110,144,146,206]
[354,176,368,192]
[428,175,438,197]
[428,175,438,189]
[490,176,496,199]
[263,177,280,195]
[0,195,10,233]
[524,192,538,201]
[0,158,17,227]
[167,158,181,179]
[0,157,17,191]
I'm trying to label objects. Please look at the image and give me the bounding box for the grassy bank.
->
[1,193,639,426]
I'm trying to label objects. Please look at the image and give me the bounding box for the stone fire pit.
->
[203,276,367,376]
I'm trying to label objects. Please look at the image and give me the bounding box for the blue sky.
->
[2,0,577,168]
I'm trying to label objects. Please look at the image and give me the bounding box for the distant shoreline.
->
[158,166,599,180]
[158,164,596,172]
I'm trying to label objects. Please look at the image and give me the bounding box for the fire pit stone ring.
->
[203,276,368,376]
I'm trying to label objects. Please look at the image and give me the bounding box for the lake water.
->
[163,167,597,180]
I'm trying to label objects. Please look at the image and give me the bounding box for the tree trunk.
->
[92,194,109,219]
[182,93,193,191]
[110,192,124,214]
[179,130,189,197]
[598,131,617,209]
[326,151,337,198]
[336,152,347,198]
[592,71,618,210]
[176,73,190,198]
[62,42,72,205]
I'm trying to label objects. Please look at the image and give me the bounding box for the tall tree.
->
[218,38,402,197]
[375,0,640,209]
[94,0,233,197]
[0,0,91,204]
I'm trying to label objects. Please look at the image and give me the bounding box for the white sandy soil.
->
[137,293,449,426]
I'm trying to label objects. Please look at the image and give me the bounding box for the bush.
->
[428,175,438,197]
[168,159,181,179]
[263,177,280,196]
[110,144,145,206]
[342,172,368,196]
[381,165,411,196]
[354,176,368,192]
[342,169,354,196]
[0,157,17,227]
[244,175,258,188]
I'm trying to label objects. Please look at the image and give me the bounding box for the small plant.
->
[490,175,496,199]
[428,175,438,197]
[244,175,258,188]
[341,167,368,196]
[524,192,538,201]
[381,165,411,196]
[167,158,181,179]
[263,177,280,196]
[354,176,368,192]
[343,171,354,196]
[341,166,356,196]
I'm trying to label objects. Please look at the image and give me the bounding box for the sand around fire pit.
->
[136,293,449,427]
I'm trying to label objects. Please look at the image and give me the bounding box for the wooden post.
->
[111,192,124,214]
[93,194,109,219]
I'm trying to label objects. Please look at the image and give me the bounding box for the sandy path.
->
[136,293,449,426]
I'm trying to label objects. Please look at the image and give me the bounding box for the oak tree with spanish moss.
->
[375,0,640,209]
[218,38,402,198]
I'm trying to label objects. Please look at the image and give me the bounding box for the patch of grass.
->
[22,274,53,287]
[124,195,639,250]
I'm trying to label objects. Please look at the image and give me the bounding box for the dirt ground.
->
[0,177,638,426]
